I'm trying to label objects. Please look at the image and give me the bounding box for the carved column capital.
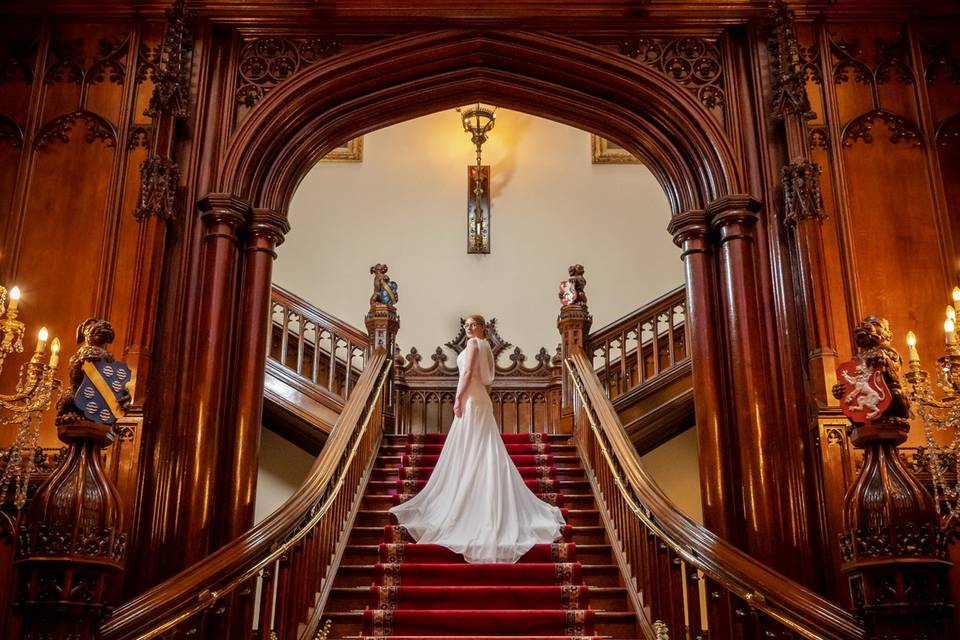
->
[781,161,827,226]
[134,155,180,222]
[247,208,291,254]
[706,195,762,242]
[667,209,710,257]
[198,193,251,238]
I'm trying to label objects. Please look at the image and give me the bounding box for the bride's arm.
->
[454,338,479,417]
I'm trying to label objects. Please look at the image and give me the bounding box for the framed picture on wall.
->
[591,134,640,164]
[321,137,364,162]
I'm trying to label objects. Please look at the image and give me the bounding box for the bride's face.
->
[464,319,483,339]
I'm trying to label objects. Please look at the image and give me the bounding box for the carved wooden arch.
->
[217,30,745,217]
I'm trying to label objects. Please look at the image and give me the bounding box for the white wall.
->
[640,427,704,522]
[275,109,683,359]
[255,428,316,523]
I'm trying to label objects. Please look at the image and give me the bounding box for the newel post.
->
[365,264,400,433]
[14,320,129,640]
[557,264,591,434]
[835,317,952,639]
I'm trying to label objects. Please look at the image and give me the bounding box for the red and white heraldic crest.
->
[836,359,892,423]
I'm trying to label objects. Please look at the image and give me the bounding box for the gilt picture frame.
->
[321,137,364,162]
[591,134,640,164]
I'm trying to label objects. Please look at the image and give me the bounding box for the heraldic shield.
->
[74,360,131,424]
[836,359,892,423]
[379,280,399,305]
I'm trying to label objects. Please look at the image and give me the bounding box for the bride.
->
[388,315,567,563]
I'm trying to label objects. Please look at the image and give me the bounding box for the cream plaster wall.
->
[640,426,704,522]
[255,427,316,524]
[275,108,683,360]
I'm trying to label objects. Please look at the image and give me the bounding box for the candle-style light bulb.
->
[7,286,20,315]
[49,337,60,368]
[35,327,48,354]
[906,331,920,363]
[952,286,960,303]
[948,305,957,321]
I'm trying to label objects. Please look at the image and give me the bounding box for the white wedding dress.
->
[388,337,567,563]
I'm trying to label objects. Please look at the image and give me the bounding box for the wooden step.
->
[379,443,579,455]
[325,584,630,613]
[382,433,574,444]
[347,525,608,546]
[361,492,597,510]
[331,563,622,590]
[370,467,586,482]
[340,542,615,566]
[365,479,593,494]
[375,454,584,466]
[353,509,600,528]
[324,608,637,638]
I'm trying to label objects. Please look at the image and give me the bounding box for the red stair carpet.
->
[359,432,601,639]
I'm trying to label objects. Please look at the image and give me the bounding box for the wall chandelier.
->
[902,286,960,523]
[457,103,497,254]
[0,285,61,508]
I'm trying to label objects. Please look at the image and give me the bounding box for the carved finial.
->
[370,263,398,307]
[430,347,447,364]
[559,264,587,307]
[54,319,130,425]
[146,0,192,118]
[767,0,814,120]
[509,346,526,364]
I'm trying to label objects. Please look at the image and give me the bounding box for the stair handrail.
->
[587,284,686,348]
[565,347,865,640]
[272,284,368,347]
[99,349,393,640]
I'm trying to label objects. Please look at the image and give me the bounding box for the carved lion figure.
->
[370,263,392,306]
[56,318,124,420]
[832,315,910,423]
[559,264,587,306]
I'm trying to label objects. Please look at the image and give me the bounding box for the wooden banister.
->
[98,349,393,640]
[269,284,368,400]
[586,285,687,400]
[565,347,866,640]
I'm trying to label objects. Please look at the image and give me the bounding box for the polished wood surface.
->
[0,1,959,636]
[98,350,392,640]
[566,347,866,640]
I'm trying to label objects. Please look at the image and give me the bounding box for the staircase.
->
[324,432,639,639]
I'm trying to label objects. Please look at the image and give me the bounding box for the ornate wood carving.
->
[235,36,342,107]
[936,113,960,149]
[146,0,191,118]
[841,109,923,147]
[834,317,952,639]
[126,124,152,150]
[809,125,829,150]
[767,0,813,120]
[134,155,179,221]
[445,317,512,359]
[14,321,128,640]
[33,110,118,149]
[619,36,724,111]
[0,114,23,148]
[782,160,827,226]
[921,38,960,85]
[0,34,38,85]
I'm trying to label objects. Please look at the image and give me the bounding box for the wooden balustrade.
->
[98,349,393,640]
[393,345,562,434]
[269,285,368,401]
[586,286,687,400]
[565,348,865,640]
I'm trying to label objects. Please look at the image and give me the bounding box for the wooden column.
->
[174,194,249,568]
[220,208,289,545]
[667,210,739,544]
[557,302,591,434]
[707,195,787,567]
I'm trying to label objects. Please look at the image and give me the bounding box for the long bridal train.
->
[388,336,567,564]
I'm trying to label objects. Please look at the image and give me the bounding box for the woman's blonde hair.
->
[465,315,487,338]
